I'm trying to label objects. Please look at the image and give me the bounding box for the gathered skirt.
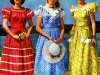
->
[67,26,99,75]
[34,28,68,75]
[0,35,35,75]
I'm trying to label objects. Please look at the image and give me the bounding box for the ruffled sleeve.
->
[60,8,65,18]
[2,8,11,19]
[34,5,44,16]
[86,2,97,14]
[26,8,34,19]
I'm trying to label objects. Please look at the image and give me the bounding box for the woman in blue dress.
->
[34,0,68,75]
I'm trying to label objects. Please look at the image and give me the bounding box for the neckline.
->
[11,6,25,10]
[45,3,58,9]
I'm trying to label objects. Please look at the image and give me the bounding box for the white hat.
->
[42,40,65,63]
[49,42,60,56]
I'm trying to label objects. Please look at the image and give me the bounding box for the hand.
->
[54,38,62,44]
[23,32,30,38]
[47,35,52,40]
[12,34,19,40]
[45,32,51,40]
[92,38,96,48]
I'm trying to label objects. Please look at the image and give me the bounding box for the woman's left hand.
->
[23,32,30,38]
[54,38,62,44]
[92,38,96,48]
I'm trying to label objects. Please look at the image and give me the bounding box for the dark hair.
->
[10,0,25,5]
[55,1,60,8]
[47,0,60,8]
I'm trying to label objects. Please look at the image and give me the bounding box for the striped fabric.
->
[0,46,35,75]
[0,7,35,75]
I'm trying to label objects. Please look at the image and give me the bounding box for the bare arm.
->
[2,18,19,39]
[90,14,96,38]
[90,14,96,47]
[54,17,64,44]
[26,17,33,37]
[70,5,76,34]
[36,16,51,40]
[59,17,64,39]
[3,18,13,36]
[71,24,75,31]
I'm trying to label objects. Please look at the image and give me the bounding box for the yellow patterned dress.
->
[67,2,99,75]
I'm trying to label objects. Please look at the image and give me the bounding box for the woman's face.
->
[14,0,21,5]
[77,0,85,4]
[47,0,58,5]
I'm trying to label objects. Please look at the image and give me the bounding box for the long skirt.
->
[0,35,35,75]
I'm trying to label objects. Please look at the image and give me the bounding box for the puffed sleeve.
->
[2,8,11,19]
[26,8,34,19]
[34,5,44,16]
[86,2,97,14]
[60,8,65,18]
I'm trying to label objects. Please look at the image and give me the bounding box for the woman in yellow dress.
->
[67,0,100,75]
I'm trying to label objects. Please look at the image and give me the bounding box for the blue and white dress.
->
[34,4,68,75]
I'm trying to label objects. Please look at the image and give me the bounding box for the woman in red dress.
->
[0,0,35,75]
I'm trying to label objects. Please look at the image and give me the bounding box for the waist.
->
[10,23,25,28]
[76,21,90,25]
[75,25,90,31]
[43,27,60,31]
[10,27,27,34]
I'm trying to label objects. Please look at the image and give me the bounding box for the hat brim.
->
[42,40,65,63]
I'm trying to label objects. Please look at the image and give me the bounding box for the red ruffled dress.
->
[0,7,35,75]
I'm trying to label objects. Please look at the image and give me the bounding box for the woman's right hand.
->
[46,34,52,40]
[48,36,52,40]
[44,32,51,40]
[40,31,51,40]
[12,34,19,40]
